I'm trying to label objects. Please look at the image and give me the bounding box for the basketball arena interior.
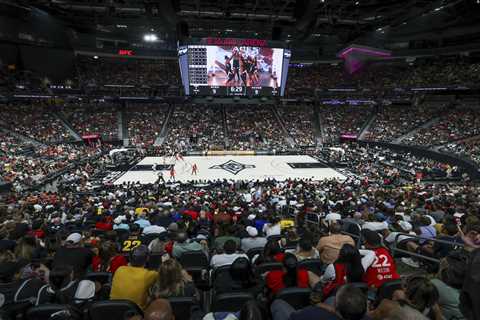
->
[1,1,480,319]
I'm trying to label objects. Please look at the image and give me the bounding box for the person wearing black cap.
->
[362,229,400,289]
[110,245,158,310]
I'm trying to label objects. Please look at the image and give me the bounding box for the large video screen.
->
[178,44,290,97]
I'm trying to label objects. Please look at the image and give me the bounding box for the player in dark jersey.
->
[224,55,235,85]
[250,57,259,84]
[231,49,240,82]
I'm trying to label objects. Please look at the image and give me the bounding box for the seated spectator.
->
[36,265,96,308]
[0,258,44,315]
[147,258,196,303]
[316,223,355,264]
[110,245,158,310]
[402,216,437,268]
[172,232,207,259]
[203,299,266,320]
[241,226,267,252]
[362,230,400,289]
[52,233,94,279]
[214,257,264,296]
[253,239,284,265]
[91,240,127,273]
[263,217,282,238]
[292,236,319,261]
[211,240,249,269]
[321,244,375,298]
[369,275,442,320]
[143,298,175,320]
[214,225,241,252]
[266,253,318,295]
[113,215,130,231]
[135,212,152,229]
[271,283,369,320]
[430,256,466,320]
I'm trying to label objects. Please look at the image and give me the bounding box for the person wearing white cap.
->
[113,215,130,231]
[241,226,267,252]
[52,233,94,279]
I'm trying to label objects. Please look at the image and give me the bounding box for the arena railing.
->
[391,233,464,264]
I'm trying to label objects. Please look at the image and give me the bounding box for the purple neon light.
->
[338,47,391,58]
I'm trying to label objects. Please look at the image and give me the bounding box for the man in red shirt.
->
[169,166,176,182]
[362,229,400,289]
[191,163,198,175]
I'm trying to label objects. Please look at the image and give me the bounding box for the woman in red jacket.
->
[266,253,313,295]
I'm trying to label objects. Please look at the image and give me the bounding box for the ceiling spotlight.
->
[143,34,158,42]
[93,55,99,59]
[355,1,359,5]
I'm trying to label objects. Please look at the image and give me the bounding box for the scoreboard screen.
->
[178,43,290,97]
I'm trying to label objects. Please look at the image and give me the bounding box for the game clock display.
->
[179,43,290,97]
[190,85,278,96]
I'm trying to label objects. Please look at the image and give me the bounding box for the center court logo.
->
[209,160,255,175]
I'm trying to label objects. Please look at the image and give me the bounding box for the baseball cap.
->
[246,226,258,237]
[66,233,82,244]
[398,220,413,232]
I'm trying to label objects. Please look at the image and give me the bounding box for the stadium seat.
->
[298,259,323,275]
[85,272,112,285]
[26,304,82,320]
[88,299,143,320]
[246,247,264,260]
[211,264,231,284]
[211,292,255,312]
[267,235,282,243]
[169,296,198,320]
[275,287,311,309]
[178,251,209,274]
[255,262,283,275]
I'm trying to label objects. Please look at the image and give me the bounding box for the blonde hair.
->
[149,259,187,299]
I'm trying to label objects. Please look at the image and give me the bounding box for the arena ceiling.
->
[8,0,480,47]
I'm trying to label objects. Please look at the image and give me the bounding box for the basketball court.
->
[113,155,346,185]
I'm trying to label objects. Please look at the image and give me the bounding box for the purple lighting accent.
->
[338,47,392,58]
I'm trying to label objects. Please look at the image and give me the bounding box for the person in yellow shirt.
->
[110,245,158,310]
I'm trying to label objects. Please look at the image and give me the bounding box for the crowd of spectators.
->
[0,104,72,143]
[439,138,480,165]
[127,103,170,147]
[76,56,180,97]
[0,143,479,320]
[320,105,374,144]
[403,108,480,147]
[364,104,446,142]
[226,106,291,151]
[164,105,226,153]
[276,105,317,147]
[287,57,480,96]
[64,104,119,141]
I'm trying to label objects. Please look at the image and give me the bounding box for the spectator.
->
[110,245,158,309]
[52,233,94,279]
[316,223,355,265]
[211,240,249,269]
[241,226,267,252]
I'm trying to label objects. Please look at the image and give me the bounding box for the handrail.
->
[390,233,464,264]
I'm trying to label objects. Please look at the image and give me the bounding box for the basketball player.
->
[191,163,198,175]
[224,56,235,85]
[231,48,241,82]
[176,152,184,162]
[271,71,278,89]
[169,166,176,182]
[250,56,259,84]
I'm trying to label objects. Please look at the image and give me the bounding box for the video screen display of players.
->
[186,45,285,96]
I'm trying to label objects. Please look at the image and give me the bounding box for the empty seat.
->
[211,292,255,312]
[169,296,197,320]
[275,287,311,309]
[88,299,143,320]
[26,304,82,320]
[179,251,209,274]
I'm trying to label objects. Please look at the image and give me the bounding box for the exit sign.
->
[118,49,134,56]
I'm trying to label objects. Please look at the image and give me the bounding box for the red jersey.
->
[170,168,176,177]
[322,263,347,297]
[363,247,399,288]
